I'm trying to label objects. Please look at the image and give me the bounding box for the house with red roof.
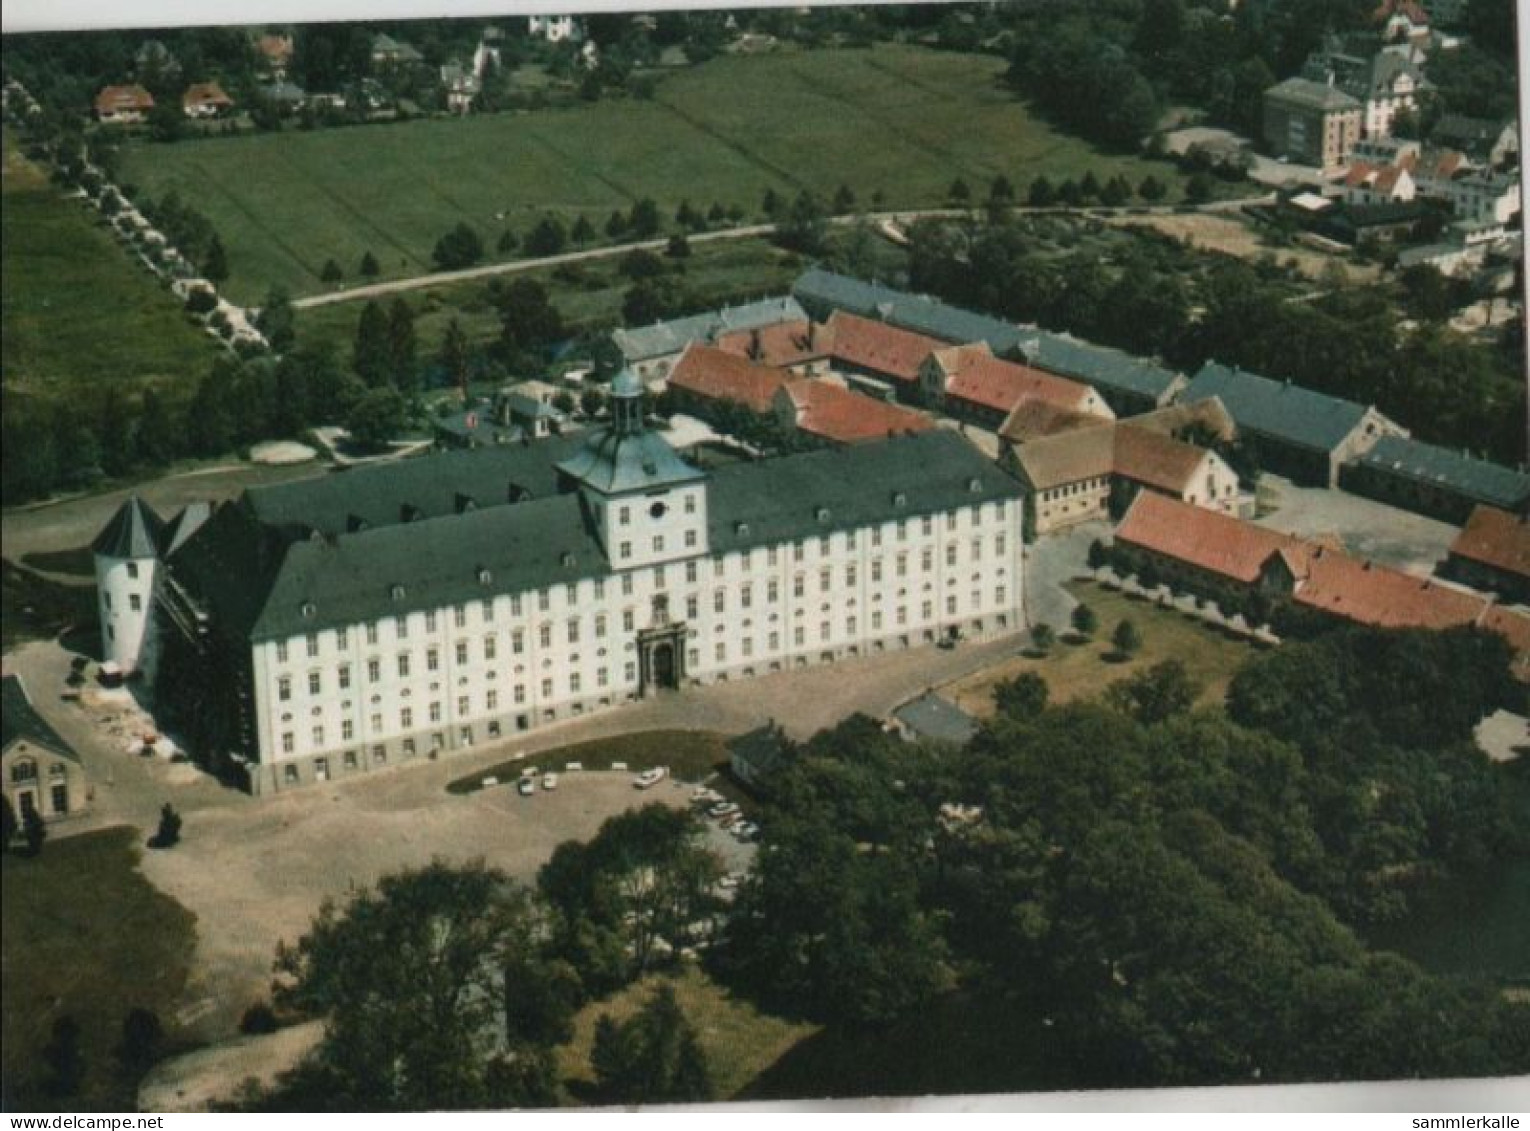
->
[666,344,792,417]
[713,320,831,374]
[920,344,1113,430]
[771,379,933,448]
[1113,493,1529,676]
[256,33,295,78]
[94,84,155,123]
[1443,505,1530,604]
[1343,162,1416,205]
[820,311,945,396]
[182,81,234,118]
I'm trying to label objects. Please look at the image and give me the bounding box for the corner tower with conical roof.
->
[555,367,710,571]
[92,496,165,675]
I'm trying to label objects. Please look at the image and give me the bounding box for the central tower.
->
[556,368,709,570]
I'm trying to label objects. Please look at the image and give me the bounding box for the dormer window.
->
[390,585,406,601]
[816,507,830,523]
[561,552,575,568]
[735,521,750,537]
[892,491,908,508]
[968,477,983,493]
[477,568,492,586]
[300,601,317,619]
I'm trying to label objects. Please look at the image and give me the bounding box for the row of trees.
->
[904,213,1526,464]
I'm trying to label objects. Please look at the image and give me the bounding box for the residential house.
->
[528,15,581,42]
[1340,435,1530,524]
[920,344,1113,431]
[3,675,88,826]
[600,296,807,382]
[499,380,569,438]
[1263,77,1364,170]
[256,33,295,78]
[771,379,934,448]
[1431,114,1519,167]
[1442,506,1530,604]
[1302,43,1428,141]
[182,81,234,118]
[94,84,155,123]
[440,62,480,113]
[815,310,944,395]
[258,80,308,113]
[1182,362,1406,486]
[1433,169,1521,225]
[713,320,832,375]
[1342,162,1416,205]
[371,33,425,70]
[1372,0,1432,45]
[1004,422,1242,536]
[996,399,1107,444]
[666,344,792,418]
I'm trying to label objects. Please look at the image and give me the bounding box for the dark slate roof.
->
[793,268,1029,353]
[703,430,1017,555]
[162,502,212,558]
[1184,362,1371,454]
[1264,76,1362,112]
[796,270,1183,400]
[176,429,1018,644]
[92,496,165,559]
[1016,331,1182,402]
[893,691,978,745]
[728,722,795,778]
[251,493,607,641]
[241,436,586,537]
[609,297,806,363]
[1354,436,1530,510]
[434,411,523,447]
[1,676,79,763]
[556,427,705,494]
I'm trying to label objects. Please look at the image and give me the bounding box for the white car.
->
[633,767,667,790]
[732,822,760,841]
[708,801,740,819]
[518,777,536,797]
[542,773,559,791]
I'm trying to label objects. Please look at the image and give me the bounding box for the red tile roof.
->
[95,84,155,115]
[182,81,233,110]
[258,34,295,63]
[933,345,1106,417]
[823,311,943,386]
[667,344,790,414]
[1294,549,1487,631]
[997,399,1104,443]
[777,379,933,446]
[1116,491,1308,583]
[1449,505,1530,580]
[714,320,827,369]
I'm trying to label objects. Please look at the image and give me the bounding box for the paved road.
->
[290,197,1272,311]
[1025,520,1109,632]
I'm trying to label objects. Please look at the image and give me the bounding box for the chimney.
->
[749,327,763,361]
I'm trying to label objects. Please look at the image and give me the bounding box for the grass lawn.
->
[556,963,818,1102]
[449,729,733,794]
[1,128,219,406]
[943,578,1264,719]
[292,234,806,362]
[119,45,1199,303]
[1,826,198,1112]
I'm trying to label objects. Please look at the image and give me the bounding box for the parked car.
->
[708,801,740,819]
[633,767,667,790]
[542,773,559,791]
[518,777,535,797]
[732,821,760,841]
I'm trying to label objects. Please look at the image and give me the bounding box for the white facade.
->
[528,14,579,42]
[245,498,1023,794]
[96,554,160,675]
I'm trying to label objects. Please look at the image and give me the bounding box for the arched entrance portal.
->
[652,642,677,690]
[637,625,687,697]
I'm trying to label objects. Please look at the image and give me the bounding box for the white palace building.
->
[94,371,1024,794]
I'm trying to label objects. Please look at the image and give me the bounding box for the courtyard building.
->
[2,675,88,826]
[129,372,1023,795]
[1442,506,1530,605]
[1339,435,1530,525]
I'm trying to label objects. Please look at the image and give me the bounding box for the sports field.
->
[1,129,218,402]
[118,46,1192,303]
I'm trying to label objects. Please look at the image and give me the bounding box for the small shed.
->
[728,721,795,792]
[891,692,979,746]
